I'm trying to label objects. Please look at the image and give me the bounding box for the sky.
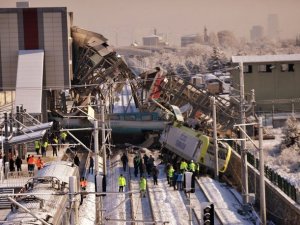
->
[1,0,300,46]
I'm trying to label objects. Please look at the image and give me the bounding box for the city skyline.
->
[0,0,299,46]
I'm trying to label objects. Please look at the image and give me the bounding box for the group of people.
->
[166,159,199,191]
[27,154,44,172]
[118,152,160,198]
[132,153,155,178]
[118,173,147,197]
[34,131,68,157]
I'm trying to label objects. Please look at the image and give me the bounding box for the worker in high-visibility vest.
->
[189,160,196,172]
[27,155,35,174]
[196,163,201,178]
[52,136,59,157]
[167,165,175,186]
[118,174,126,192]
[60,131,67,144]
[180,160,188,171]
[80,177,87,190]
[42,140,48,157]
[36,157,44,170]
[34,140,40,155]
[139,176,147,198]
[80,177,88,205]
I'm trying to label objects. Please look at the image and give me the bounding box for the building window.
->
[141,114,152,121]
[124,115,136,121]
[281,63,294,72]
[259,64,272,73]
[244,65,252,73]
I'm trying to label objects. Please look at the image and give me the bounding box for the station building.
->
[231,54,300,113]
[0,3,72,117]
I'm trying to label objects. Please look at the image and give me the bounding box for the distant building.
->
[250,25,264,41]
[181,34,201,47]
[296,34,300,46]
[142,35,168,47]
[267,14,279,39]
[203,27,209,44]
[231,54,300,112]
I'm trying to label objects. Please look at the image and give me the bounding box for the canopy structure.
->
[20,122,53,133]
[8,130,46,145]
[1,122,53,134]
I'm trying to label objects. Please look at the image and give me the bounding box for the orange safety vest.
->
[37,159,44,169]
[28,157,34,165]
[80,180,87,188]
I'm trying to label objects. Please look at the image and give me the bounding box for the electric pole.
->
[94,120,100,224]
[239,62,249,204]
[212,96,219,180]
[259,117,266,225]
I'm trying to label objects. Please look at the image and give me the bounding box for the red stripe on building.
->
[23,8,39,50]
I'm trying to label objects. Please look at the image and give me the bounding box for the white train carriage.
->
[4,161,80,225]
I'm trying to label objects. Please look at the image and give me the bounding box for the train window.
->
[218,150,227,160]
[124,115,136,121]
[207,145,215,156]
[141,114,152,121]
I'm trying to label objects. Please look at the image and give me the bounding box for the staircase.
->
[0,188,14,209]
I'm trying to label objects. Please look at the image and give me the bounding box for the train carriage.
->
[4,161,80,225]
[160,122,232,172]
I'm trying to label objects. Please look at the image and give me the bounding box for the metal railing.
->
[229,141,298,203]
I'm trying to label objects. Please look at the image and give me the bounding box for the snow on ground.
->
[148,164,190,225]
[247,125,300,188]
[78,148,259,225]
[104,154,129,224]
[78,173,96,225]
[199,176,257,225]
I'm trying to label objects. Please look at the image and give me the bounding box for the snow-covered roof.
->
[232,54,300,63]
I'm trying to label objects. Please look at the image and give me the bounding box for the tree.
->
[207,47,228,72]
[282,115,300,149]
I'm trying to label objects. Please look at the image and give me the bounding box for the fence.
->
[229,141,298,203]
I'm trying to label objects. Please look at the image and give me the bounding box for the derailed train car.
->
[160,122,232,172]
[4,161,80,225]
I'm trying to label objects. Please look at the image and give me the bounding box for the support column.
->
[94,120,100,224]
[212,96,219,180]
[259,117,266,225]
[239,62,249,204]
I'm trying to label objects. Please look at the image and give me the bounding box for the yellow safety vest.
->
[43,141,48,148]
[34,141,40,148]
[53,137,58,144]
[140,178,147,190]
[118,176,126,186]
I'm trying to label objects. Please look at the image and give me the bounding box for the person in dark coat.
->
[172,171,178,190]
[15,156,22,172]
[152,166,159,185]
[143,154,149,165]
[133,155,140,177]
[88,156,94,174]
[26,154,31,171]
[74,154,80,167]
[146,155,154,176]
[139,162,146,177]
[121,153,128,171]
[9,157,15,172]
